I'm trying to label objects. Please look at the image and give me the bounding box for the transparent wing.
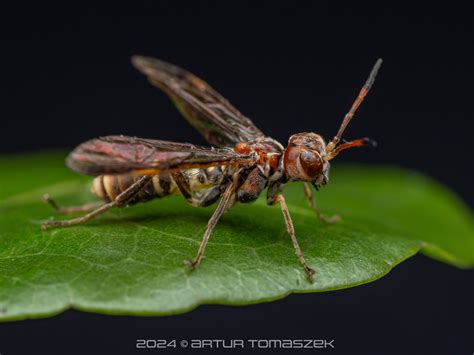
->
[132,55,265,147]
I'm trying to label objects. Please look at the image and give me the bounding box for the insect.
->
[41,56,382,282]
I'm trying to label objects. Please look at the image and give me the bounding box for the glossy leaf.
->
[0,152,472,321]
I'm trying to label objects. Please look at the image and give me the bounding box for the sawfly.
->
[41,56,382,281]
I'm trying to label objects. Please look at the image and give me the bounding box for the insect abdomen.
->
[91,174,178,203]
[91,166,225,205]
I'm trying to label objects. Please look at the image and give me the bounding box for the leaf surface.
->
[0,152,472,321]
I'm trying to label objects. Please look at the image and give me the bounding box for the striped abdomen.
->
[91,174,177,203]
[91,166,226,205]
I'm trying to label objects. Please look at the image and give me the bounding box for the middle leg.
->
[184,182,236,269]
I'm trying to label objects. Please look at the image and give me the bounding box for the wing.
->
[131,55,265,147]
[66,135,254,176]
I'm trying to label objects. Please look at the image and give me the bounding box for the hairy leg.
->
[303,182,341,224]
[40,176,151,230]
[277,194,315,282]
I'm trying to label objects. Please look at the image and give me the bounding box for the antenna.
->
[326,58,383,154]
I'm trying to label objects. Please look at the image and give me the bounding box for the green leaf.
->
[0,152,473,321]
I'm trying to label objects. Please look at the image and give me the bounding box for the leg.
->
[41,176,151,230]
[303,182,341,224]
[185,182,236,269]
[42,194,104,214]
[189,185,224,208]
[277,194,315,282]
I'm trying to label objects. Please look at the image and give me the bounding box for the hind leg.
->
[42,194,104,214]
[41,176,151,230]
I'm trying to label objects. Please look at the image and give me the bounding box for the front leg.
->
[303,182,341,224]
[277,194,315,282]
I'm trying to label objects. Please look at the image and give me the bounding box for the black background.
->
[0,1,473,354]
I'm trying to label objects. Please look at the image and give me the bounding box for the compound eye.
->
[299,151,323,178]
